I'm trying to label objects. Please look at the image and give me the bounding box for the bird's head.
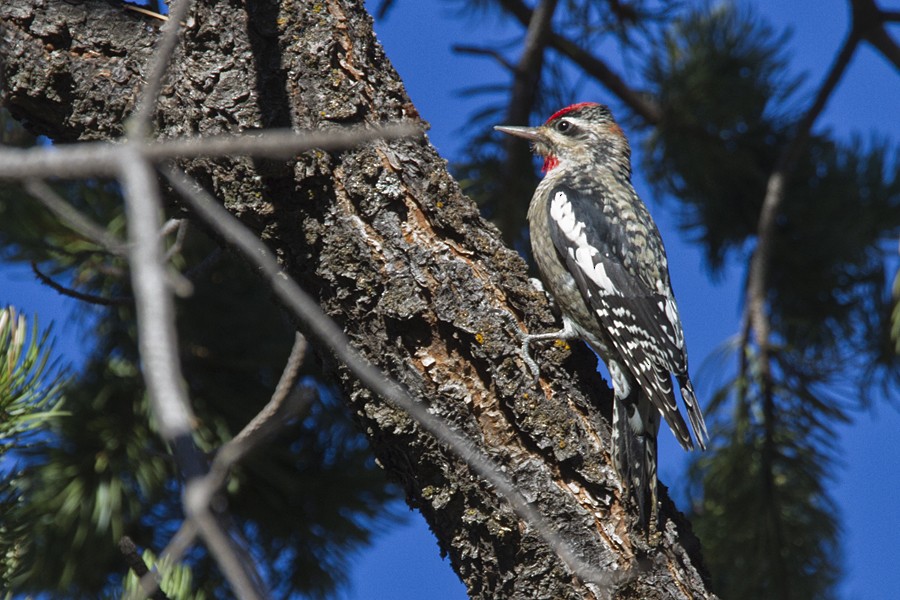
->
[495,102,631,175]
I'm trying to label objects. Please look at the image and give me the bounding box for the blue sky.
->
[1,1,898,598]
[345,1,900,599]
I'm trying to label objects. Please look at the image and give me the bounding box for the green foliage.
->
[0,308,64,441]
[688,348,844,600]
[644,3,800,271]
[0,307,65,592]
[645,6,900,387]
[772,136,900,386]
[640,6,899,599]
[454,1,900,598]
[0,174,403,597]
[118,549,207,600]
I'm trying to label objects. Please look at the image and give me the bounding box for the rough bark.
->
[0,1,714,597]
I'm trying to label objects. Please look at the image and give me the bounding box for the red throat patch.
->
[542,155,559,173]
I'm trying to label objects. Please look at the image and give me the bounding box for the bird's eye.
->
[555,120,571,133]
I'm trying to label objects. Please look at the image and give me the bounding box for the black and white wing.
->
[545,184,707,450]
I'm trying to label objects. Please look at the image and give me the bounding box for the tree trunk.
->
[0,1,714,597]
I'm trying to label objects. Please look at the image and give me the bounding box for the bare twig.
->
[160,219,193,295]
[119,536,170,600]
[228,333,312,452]
[118,146,268,600]
[161,219,188,262]
[744,29,860,375]
[0,64,414,600]
[497,0,558,237]
[137,334,314,597]
[182,494,267,600]
[852,0,900,70]
[123,4,169,22]
[497,0,662,123]
[507,0,558,123]
[31,261,130,306]
[159,218,184,239]
[130,0,194,139]
[162,164,619,591]
[119,147,200,463]
[864,25,900,70]
[0,124,420,180]
[375,0,398,20]
[24,179,126,254]
[740,24,861,594]
[136,521,199,597]
[453,45,516,72]
[493,0,558,240]
[547,27,662,123]
[204,332,314,498]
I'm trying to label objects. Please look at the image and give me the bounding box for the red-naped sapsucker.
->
[496,102,708,530]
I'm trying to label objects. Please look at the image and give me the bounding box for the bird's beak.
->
[494,125,542,142]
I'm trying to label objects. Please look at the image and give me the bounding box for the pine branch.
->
[496,0,558,240]
[31,261,131,306]
[744,28,860,387]
[497,0,662,123]
[852,0,900,71]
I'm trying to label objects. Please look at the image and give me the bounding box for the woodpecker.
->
[495,102,708,530]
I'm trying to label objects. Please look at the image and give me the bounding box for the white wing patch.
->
[550,191,619,295]
[663,293,685,349]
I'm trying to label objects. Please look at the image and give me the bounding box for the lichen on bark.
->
[0,1,714,597]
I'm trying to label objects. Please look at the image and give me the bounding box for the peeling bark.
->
[0,1,714,597]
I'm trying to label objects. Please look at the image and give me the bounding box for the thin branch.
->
[119,536,170,600]
[162,164,619,592]
[24,179,126,254]
[548,28,661,122]
[741,26,861,596]
[497,0,662,123]
[182,495,267,600]
[745,29,860,368]
[159,218,185,239]
[118,147,268,600]
[452,45,516,72]
[123,4,169,22]
[206,332,315,497]
[130,0,193,139]
[136,522,199,599]
[375,0,397,20]
[119,147,200,462]
[851,0,900,69]
[496,0,558,239]
[507,0,557,122]
[864,25,900,71]
[137,334,315,597]
[31,261,130,306]
[228,333,312,453]
[0,124,420,180]
[161,219,193,296]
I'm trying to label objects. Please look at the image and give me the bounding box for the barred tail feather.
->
[612,393,660,531]
[678,376,708,450]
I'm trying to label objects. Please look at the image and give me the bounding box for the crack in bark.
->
[0,1,716,597]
